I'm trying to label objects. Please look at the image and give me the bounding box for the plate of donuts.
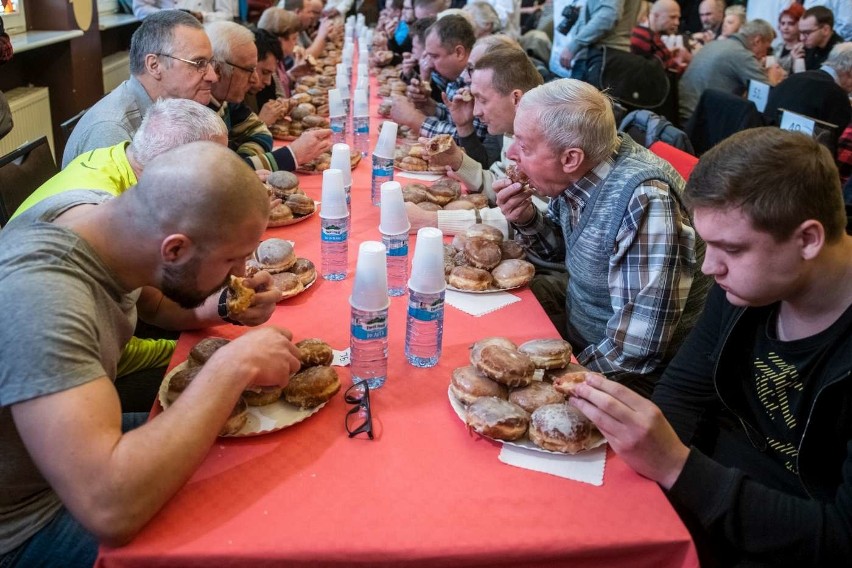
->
[159,337,340,437]
[444,224,535,293]
[447,337,606,455]
[246,239,318,301]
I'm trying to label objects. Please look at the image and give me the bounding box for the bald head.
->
[650,0,681,35]
[125,142,269,246]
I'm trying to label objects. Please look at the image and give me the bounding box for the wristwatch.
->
[217,288,245,326]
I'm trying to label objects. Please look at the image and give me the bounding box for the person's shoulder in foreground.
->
[0,143,302,565]
[569,126,852,567]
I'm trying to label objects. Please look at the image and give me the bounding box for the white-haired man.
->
[205,20,331,172]
[494,78,711,397]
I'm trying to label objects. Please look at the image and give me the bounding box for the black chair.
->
[685,89,766,155]
[0,136,59,226]
[60,109,87,143]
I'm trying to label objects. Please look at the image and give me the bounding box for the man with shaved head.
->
[631,0,692,73]
[0,143,301,566]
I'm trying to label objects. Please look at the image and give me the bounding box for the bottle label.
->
[387,242,408,256]
[322,224,348,242]
[351,315,389,340]
[408,297,444,321]
[373,164,393,177]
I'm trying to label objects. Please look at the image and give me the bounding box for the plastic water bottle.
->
[382,232,409,296]
[328,88,347,146]
[371,155,394,206]
[405,289,445,367]
[404,227,447,367]
[353,88,370,158]
[350,241,390,388]
[320,169,349,281]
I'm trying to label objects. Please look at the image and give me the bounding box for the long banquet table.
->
[95,65,699,568]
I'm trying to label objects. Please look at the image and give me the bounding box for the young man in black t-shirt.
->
[568,127,852,567]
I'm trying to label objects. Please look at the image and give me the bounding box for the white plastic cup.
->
[330,143,353,188]
[379,181,411,235]
[328,88,346,117]
[409,227,446,294]
[350,241,390,311]
[765,55,776,69]
[320,169,348,219]
[354,89,369,116]
[375,121,398,159]
[793,57,806,73]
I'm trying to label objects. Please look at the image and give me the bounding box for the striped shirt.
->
[211,98,296,171]
[515,154,699,377]
[420,73,490,141]
[630,25,681,73]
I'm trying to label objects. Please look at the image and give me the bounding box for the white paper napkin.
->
[498,443,607,485]
[395,171,444,182]
[445,289,521,317]
[332,348,350,367]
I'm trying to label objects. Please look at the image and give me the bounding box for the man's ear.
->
[796,219,826,261]
[560,147,585,174]
[510,89,523,107]
[145,53,163,79]
[161,234,194,263]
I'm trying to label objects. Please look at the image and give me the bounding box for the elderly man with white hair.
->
[492,78,711,397]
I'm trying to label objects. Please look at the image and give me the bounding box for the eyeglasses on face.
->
[344,381,374,439]
[223,59,258,76]
[156,53,213,74]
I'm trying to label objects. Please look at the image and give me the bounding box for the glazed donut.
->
[463,238,502,271]
[491,259,535,289]
[417,201,443,211]
[528,404,595,454]
[465,223,503,244]
[425,182,459,206]
[402,183,429,204]
[518,338,574,370]
[469,337,517,364]
[242,385,283,406]
[296,338,334,367]
[506,164,529,186]
[451,233,467,252]
[220,398,249,436]
[268,203,294,227]
[471,344,535,388]
[288,257,317,286]
[227,276,254,315]
[450,365,508,406]
[448,265,492,291]
[188,337,230,367]
[285,193,316,216]
[431,178,461,195]
[267,171,300,198]
[500,240,526,260]
[465,396,529,441]
[270,271,305,299]
[552,370,603,396]
[255,238,297,272]
[543,362,590,384]
[166,364,202,403]
[442,200,475,211]
[457,193,489,209]
[508,381,565,414]
[424,134,454,156]
[283,365,341,409]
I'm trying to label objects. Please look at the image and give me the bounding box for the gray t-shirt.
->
[0,191,140,554]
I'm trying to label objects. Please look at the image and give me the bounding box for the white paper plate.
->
[159,362,326,437]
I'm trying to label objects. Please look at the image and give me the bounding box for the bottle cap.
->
[354,88,369,116]
[350,241,390,311]
[330,143,353,188]
[328,88,346,118]
[379,181,411,235]
[409,227,447,294]
[319,168,348,219]
[374,121,398,159]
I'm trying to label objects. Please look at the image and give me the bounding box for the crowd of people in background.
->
[1,1,852,567]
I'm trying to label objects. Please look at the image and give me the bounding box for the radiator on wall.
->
[0,87,54,158]
[103,51,131,94]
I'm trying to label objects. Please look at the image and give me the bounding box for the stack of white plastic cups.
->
[329,143,353,213]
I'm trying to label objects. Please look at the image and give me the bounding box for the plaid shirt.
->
[630,25,680,73]
[420,72,489,141]
[838,124,852,185]
[515,155,698,378]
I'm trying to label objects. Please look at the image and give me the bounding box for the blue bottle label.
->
[356,124,369,134]
[387,243,408,256]
[351,316,389,340]
[373,164,393,177]
[408,297,444,321]
[322,224,348,242]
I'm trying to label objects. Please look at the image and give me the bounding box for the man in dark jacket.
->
[800,5,844,69]
[569,127,852,567]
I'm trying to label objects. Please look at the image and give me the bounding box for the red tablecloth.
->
[95,66,699,568]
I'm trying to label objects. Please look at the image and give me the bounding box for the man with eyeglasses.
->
[63,10,218,167]
[206,21,331,172]
[797,5,844,70]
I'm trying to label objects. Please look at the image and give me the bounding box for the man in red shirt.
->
[630,0,691,73]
